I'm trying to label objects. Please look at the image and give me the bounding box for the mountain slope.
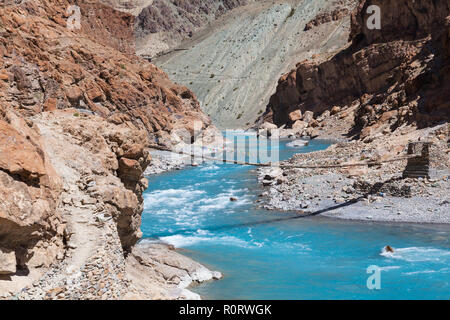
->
[0,0,212,147]
[150,0,357,128]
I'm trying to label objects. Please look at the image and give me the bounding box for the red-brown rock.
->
[264,0,450,139]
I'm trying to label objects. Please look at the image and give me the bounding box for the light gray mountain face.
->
[111,0,357,129]
[105,0,253,57]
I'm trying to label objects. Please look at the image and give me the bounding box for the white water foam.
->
[379,266,401,272]
[144,188,205,208]
[160,233,251,248]
[144,184,253,231]
[200,165,220,171]
[402,267,449,276]
[380,246,450,263]
[193,193,251,212]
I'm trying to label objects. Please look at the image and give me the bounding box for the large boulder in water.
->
[287,140,309,148]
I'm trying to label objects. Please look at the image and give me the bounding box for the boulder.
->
[278,128,294,139]
[292,120,308,130]
[317,110,330,122]
[286,140,309,148]
[118,157,143,181]
[302,111,314,123]
[0,249,16,275]
[262,167,283,181]
[65,86,83,106]
[260,122,278,130]
[309,119,319,128]
[288,110,302,122]
[304,127,319,139]
[43,98,58,112]
[330,106,341,115]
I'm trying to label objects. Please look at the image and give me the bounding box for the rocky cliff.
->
[0,0,213,148]
[0,0,219,299]
[0,108,65,273]
[263,0,450,141]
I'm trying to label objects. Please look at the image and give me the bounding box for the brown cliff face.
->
[34,110,151,250]
[264,0,450,140]
[0,0,211,147]
[0,107,65,270]
[79,0,136,55]
[136,0,249,35]
[0,0,211,288]
[304,0,351,31]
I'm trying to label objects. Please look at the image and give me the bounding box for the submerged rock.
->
[286,140,310,148]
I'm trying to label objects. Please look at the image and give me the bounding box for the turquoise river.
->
[141,133,450,299]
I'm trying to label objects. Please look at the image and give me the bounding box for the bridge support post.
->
[402,141,432,179]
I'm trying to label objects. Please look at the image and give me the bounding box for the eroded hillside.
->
[256,0,449,226]
[150,0,357,128]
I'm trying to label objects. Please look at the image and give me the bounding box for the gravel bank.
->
[258,125,450,224]
[260,170,450,224]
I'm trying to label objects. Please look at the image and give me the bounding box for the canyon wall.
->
[102,0,253,57]
[0,107,65,272]
[133,0,251,57]
[0,0,212,148]
[263,0,450,141]
[0,0,215,298]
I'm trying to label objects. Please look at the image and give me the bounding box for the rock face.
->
[0,0,218,299]
[0,110,151,298]
[0,108,65,270]
[0,0,212,149]
[125,242,222,300]
[304,0,351,31]
[80,0,136,55]
[0,249,17,275]
[34,111,151,250]
[263,0,450,140]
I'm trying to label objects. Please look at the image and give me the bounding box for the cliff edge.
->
[0,0,220,299]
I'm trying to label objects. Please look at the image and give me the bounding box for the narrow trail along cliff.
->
[0,0,222,299]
